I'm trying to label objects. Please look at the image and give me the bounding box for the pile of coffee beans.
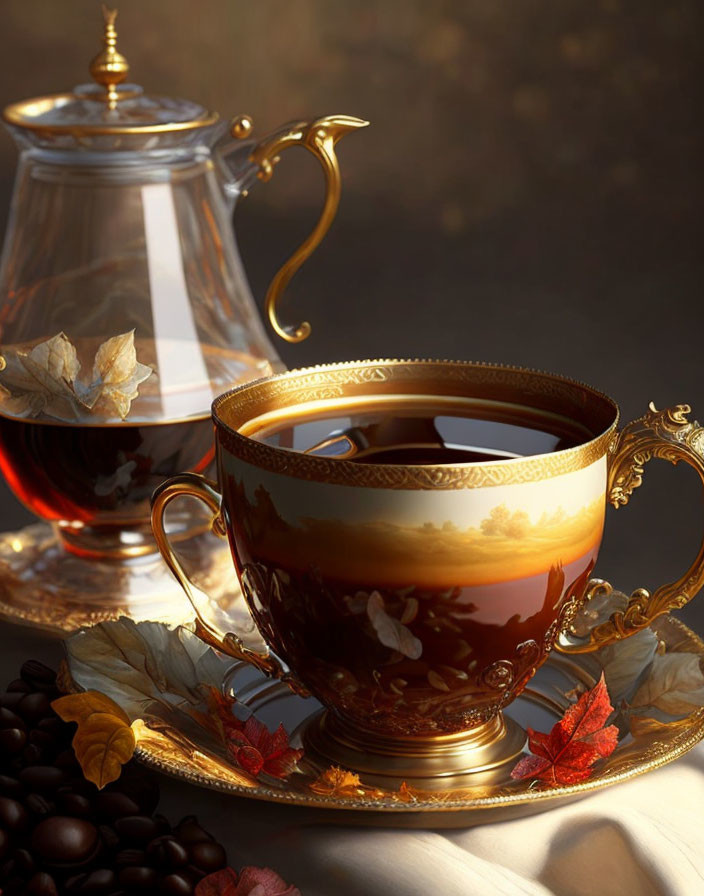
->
[0,661,228,895]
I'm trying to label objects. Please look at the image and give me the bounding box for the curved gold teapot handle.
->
[557,403,704,653]
[234,114,369,343]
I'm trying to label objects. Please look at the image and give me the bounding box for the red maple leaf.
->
[511,673,619,785]
[207,688,303,780]
[227,715,303,779]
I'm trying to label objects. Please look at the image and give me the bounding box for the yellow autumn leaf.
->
[52,691,131,726]
[397,781,420,802]
[71,712,136,789]
[309,765,363,796]
[51,690,136,789]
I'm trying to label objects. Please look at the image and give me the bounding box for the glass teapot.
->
[0,8,366,629]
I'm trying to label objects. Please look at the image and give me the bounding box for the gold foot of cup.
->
[300,710,526,790]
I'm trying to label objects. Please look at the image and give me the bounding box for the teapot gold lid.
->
[2,5,218,138]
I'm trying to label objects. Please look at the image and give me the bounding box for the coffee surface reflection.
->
[248,397,588,466]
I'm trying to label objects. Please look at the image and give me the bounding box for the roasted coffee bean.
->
[119,864,159,888]
[148,835,188,869]
[20,765,66,793]
[17,693,51,724]
[0,707,25,731]
[0,795,28,832]
[114,814,160,845]
[65,868,116,894]
[110,767,159,816]
[0,773,23,799]
[31,816,99,866]
[160,872,194,895]
[0,692,25,711]
[175,816,212,844]
[98,824,120,851]
[85,869,117,894]
[114,847,146,867]
[1,665,230,896]
[36,717,65,739]
[94,791,139,821]
[27,870,59,896]
[26,793,55,817]
[61,778,97,800]
[55,748,81,772]
[29,729,57,752]
[21,661,57,689]
[0,827,9,861]
[1,876,27,896]
[188,839,227,873]
[57,791,93,818]
[0,728,26,755]
[22,743,45,764]
[13,846,35,873]
[153,813,172,836]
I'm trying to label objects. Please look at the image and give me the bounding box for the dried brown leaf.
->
[629,652,704,716]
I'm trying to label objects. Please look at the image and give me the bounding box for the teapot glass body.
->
[0,115,366,557]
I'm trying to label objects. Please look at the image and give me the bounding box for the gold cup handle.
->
[243,114,369,343]
[151,473,308,694]
[558,403,704,654]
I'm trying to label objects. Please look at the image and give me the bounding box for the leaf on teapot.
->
[366,591,423,660]
[0,382,47,419]
[0,333,83,420]
[0,330,151,421]
[93,331,139,384]
[78,330,153,419]
[26,331,81,383]
[629,652,704,717]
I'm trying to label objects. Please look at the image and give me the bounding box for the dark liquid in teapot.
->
[0,415,215,525]
[249,398,588,464]
[0,341,272,526]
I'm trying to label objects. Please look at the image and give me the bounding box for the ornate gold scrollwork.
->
[558,404,704,653]
[244,115,369,343]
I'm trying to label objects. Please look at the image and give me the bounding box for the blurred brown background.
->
[0,0,702,624]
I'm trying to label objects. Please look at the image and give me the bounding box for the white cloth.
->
[156,744,704,896]
[2,622,702,896]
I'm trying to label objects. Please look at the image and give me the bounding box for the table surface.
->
[1,614,703,896]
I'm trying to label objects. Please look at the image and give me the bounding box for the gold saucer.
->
[0,522,243,633]
[64,613,704,828]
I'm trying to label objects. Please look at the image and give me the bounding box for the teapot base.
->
[0,521,247,635]
[300,708,527,790]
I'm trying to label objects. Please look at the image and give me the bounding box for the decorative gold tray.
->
[64,613,704,828]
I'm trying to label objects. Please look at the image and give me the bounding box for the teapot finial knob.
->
[90,5,130,109]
